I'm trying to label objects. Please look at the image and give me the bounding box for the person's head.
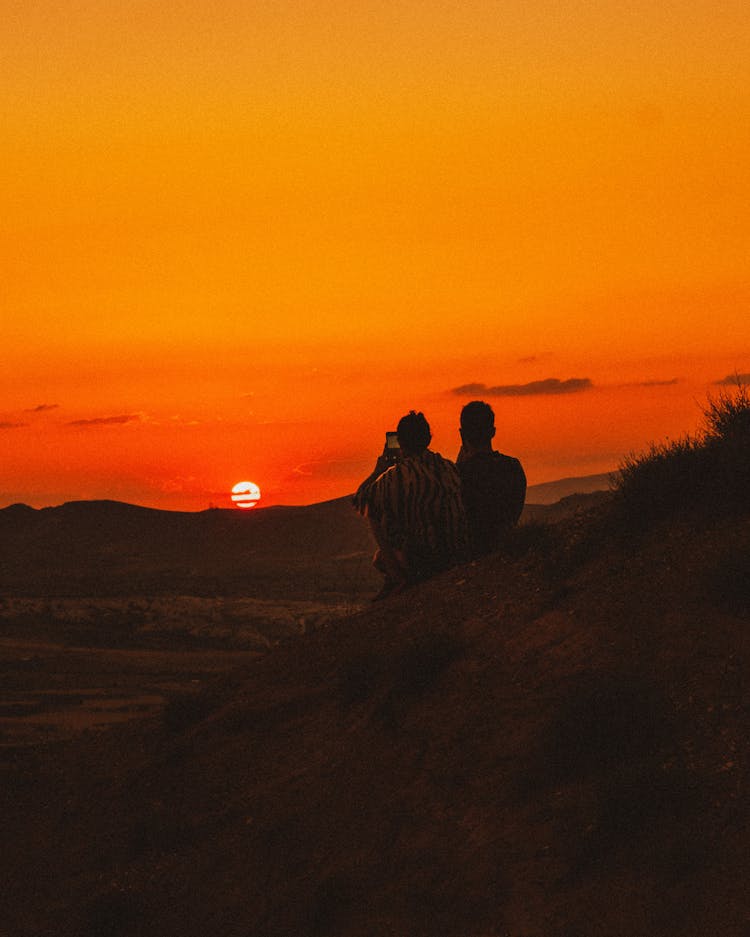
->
[396,410,431,456]
[460,400,496,451]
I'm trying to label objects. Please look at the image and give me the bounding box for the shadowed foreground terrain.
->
[0,487,603,756]
[2,491,749,936]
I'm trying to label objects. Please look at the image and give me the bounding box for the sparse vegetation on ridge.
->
[612,383,750,527]
[512,385,750,598]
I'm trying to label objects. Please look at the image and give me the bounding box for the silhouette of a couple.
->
[354,401,526,600]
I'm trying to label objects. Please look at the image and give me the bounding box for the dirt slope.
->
[2,505,749,937]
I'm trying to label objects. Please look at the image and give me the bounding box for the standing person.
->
[456,400,526,557]
[354,411,468,599]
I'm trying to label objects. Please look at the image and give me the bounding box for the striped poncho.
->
[365,449,469,579]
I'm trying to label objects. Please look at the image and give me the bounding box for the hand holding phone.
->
[384,431,400,463]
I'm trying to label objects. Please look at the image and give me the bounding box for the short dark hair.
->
[397,410,431,452]
[460,400,495,447]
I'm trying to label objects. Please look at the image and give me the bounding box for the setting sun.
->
[231,481,261,510]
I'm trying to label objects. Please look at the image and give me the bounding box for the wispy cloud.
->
[620,378,679,388]
[637,378,679,387]
[451,378,592,397]
[24,403,59,413]
[0,421,28,430]
[714,373,750,386]
[67,414,140,427]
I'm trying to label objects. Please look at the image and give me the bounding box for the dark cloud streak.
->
[624,379,679,388]
[0,421,28,430]
[452,378,592,397]
[25,403,59,412]
[67,414,140,427]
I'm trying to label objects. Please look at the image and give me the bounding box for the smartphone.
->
[384,431,400,462]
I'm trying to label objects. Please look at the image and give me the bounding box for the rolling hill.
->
[0,496,378,600]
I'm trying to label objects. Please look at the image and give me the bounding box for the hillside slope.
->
[3,497,748,937]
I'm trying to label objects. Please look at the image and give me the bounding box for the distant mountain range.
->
[525,471,615,504]
[0,473,614,599]
[0,496,378,599]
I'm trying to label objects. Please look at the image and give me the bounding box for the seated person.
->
[456,400,527,557]
[354,411,468,598]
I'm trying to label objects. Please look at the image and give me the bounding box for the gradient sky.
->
[3,1,749,510]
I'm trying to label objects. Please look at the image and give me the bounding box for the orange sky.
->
[2,1,749,510]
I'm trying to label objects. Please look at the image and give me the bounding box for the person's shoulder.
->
[425,448,455,464]
[459,451,525,485]
[458,450,495,469]
[494,454,527,492]
[494,452,525,471]
[427,449,460,473]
